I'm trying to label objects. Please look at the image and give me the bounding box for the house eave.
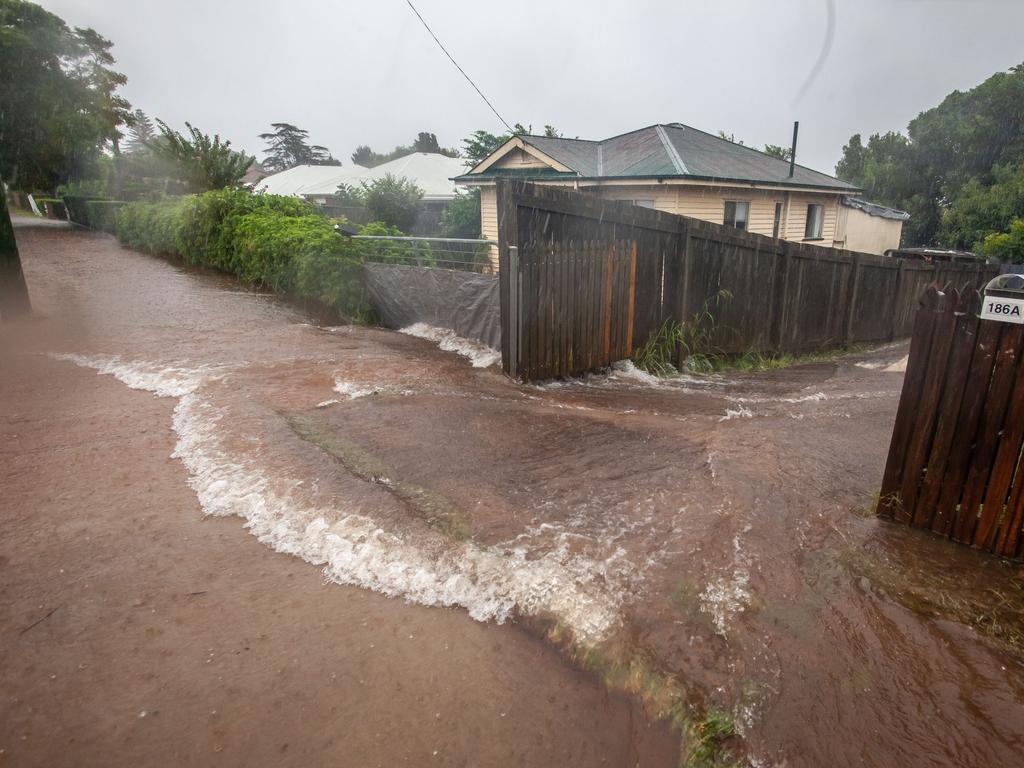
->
[454,172,861,195]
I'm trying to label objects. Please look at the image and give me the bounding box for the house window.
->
[723,201,749,230]
[804,204,824,239]
[772,202,783,238]
[632,199,655,209]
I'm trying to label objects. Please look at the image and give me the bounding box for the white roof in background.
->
[254,153,469,200]
[253,164,367,197]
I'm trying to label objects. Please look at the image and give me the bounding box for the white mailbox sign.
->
[980,295,1024,324]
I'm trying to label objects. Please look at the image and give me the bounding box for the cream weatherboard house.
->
[455,123,907,260]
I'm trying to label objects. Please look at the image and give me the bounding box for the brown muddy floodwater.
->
[3,220,1024,767]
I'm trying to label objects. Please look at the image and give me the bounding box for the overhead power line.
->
[403,0,513,133]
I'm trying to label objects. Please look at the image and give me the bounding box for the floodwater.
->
[5,221,1024,767]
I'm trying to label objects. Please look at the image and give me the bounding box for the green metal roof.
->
[456,123,860,192]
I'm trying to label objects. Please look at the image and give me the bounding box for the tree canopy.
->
[0,0,130,190]
[717,132,793,162]
[835,63,1024,254]
[149,120,253,191]
[350,131,459,168]
[334,174,424,232]
[124,109,155,154]
[461,124,560,165]
[260,123,339,172]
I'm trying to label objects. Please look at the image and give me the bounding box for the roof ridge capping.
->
[660,121,854,184]
[654,124,688,174]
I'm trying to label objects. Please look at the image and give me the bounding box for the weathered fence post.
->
[771,240,792,352]
[0,179,32,320]
[496,179,519,378]
[889,259,907,341]
[843,253,862,346]
[507,245,520,379]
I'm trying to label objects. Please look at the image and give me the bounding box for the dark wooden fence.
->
[877,287,1024,559]
[496,181,998,380]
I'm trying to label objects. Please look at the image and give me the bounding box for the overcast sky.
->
[41,0,1024,175]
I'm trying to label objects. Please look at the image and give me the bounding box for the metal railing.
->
[349,234,497,274]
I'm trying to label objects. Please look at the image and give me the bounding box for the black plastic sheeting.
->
[363,264,501,350]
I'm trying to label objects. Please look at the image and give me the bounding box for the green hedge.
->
[116,189,368,319]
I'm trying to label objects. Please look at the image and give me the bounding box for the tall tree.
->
[149,121,253,191]
[124,109,156,154]
[762,144,793,162]
[351,131,459,167]
[411,132,458,157]
[351,145,385,167]
[0,0,130,190]
[259,123,338,172]
[836,63,1024,247]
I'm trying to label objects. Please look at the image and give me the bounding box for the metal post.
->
[508,245,519,379]
[788,121,799,178]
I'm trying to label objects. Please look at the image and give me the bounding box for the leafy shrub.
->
[440,189,481,239]
[352,221,436,267]
[980,217,1024,264]
[84,200,126,233]
[360,174,423,232]
[116,189,367,318]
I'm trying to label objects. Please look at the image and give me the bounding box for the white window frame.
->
[723,200,750,231]
[804,204,824,240]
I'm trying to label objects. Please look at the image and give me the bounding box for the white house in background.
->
[252,164,361,197]
[255,153,468,206]
[454,123,908,256]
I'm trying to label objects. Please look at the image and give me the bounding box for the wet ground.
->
[3,220,1023,767]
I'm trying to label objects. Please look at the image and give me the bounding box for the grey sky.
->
[41,0,1024,175]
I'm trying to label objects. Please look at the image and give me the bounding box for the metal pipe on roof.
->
[788,121,799,178]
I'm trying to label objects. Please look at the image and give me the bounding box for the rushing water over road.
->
[6,222,1023,767]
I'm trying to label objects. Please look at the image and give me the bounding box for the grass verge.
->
[838,544,1024,655]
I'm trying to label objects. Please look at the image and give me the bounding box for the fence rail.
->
[496,181,998,380]
[877,286,1024,560]
[352,235,496,274]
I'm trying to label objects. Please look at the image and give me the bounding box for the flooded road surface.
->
[5,222,1024,766]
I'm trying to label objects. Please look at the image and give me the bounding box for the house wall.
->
[480,186,498,241]
[474,181,843,250]
[785,193,838,243]
[834,205,903,255]
[593,185,796,237]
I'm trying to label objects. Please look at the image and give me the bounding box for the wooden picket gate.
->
[510,239,642,380]
[877,286,1024,559]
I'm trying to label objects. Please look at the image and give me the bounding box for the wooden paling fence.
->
[877,286,1024,559]
[496,181,997,381]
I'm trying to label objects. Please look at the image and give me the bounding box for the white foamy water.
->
[719,405,754,422]
[731,391,828,405]
[334,379,376,399]
[883,356,908,373]
[53,353,622,644]
[50,353,206,398]
[399,323,500,368]
[700,532,753,637]
[608,359,665,386]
